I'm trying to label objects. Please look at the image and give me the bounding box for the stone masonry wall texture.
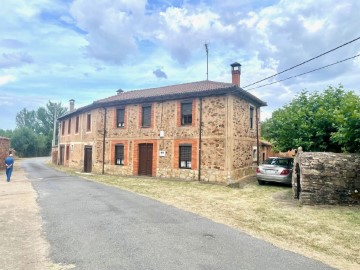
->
[0,137,11,170]
[58,94,262,183]
[293,152,360,205]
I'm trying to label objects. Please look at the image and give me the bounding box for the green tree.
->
[16,108,37,131]
[0,129,13,138]
[332,92,360,152]
[11,128,37,157]
[13,101,68,157]
[262,85,360,153]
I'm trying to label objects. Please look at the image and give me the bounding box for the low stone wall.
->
[293,151,360,205]
[0,137,11,170]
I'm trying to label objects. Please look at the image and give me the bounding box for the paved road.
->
[22,158,334,270]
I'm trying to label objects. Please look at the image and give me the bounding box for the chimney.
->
[231,62,241,87]
[69,99,75,112]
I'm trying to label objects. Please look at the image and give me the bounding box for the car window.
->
[263,158,277,165]
[263,158,293,166]
[278,158,294,166]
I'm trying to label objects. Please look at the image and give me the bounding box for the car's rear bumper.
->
[256,174,292,184]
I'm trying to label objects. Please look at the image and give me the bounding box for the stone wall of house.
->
[0,137,11,170]
[293,151,360,205]
[57,94,261,183]
[231,97,259,178]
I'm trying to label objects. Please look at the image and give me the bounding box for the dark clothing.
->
[4,156,14,182]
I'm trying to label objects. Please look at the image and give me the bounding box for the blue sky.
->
[0,0,359,130]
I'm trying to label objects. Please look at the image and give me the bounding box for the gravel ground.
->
[0,163,59,270]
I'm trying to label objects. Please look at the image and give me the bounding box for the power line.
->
[243,36,360,88]
[245,54,360,91]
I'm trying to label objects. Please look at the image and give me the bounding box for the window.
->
[115,144,124,165]
[61,121,65,135]
[142,105,151,127]
[179,145,192,169]
[181,101,192,125]
[249,106,254,129]
[68,118,71,134]
[75,116,79,133]
[86,113,91,131]
[116,108,125,127]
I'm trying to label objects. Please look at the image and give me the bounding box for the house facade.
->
[0,137,11,170]
[57,63,267,183]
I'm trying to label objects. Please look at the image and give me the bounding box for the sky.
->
[0,0,359,130]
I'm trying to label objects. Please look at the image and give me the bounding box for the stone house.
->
[0,137,11,170]
[57,63,267,183]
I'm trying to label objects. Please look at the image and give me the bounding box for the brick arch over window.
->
[173,139,198,170]
[177,99,197,127]
[111,140,129,166]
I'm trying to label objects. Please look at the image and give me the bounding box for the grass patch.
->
[49,164,360,270]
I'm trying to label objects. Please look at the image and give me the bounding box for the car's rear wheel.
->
[258,180,265,185]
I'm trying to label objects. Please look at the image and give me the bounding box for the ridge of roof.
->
[94,80,234,104]
[58,80,267,120]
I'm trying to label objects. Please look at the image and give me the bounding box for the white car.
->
[256,157,294,185]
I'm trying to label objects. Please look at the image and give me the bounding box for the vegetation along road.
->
[16,157,340,270]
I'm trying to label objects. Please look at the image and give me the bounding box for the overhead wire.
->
[242,36,360,89]
[244,54,360,91]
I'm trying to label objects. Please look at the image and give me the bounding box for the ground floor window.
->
[115,144,124,165]
[179,145,192,169]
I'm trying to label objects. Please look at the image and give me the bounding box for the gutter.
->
[102,107,107,174]
[256,106,260,166]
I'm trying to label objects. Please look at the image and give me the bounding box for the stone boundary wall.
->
[293,150,360,205]
[0,137,11,170]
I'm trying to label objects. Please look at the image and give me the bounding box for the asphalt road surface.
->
[22,158,334,270]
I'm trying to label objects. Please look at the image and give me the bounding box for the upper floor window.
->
[142,105,151,127]
[115,144,124,165]
[181,101,192,125]
[116,108,125,127]
[68,118,71,134]
[86,113,91,131]
[75,116,79,133]
[179,145,192,169]
[249,106,254,129]
[61,121,65,135]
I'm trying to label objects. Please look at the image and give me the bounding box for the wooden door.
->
[84,146,92,173]
[59,145,65,165]
[138,143,153,176]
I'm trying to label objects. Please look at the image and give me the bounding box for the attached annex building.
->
[57,63,267,183]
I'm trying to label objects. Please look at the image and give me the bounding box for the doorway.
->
[138,143,153,176]
[59,145,65,165]
[84,146,92,173]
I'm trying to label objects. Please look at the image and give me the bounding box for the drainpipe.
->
[102,107,107,174]
[57,122,61,165]
[256,106,260,166]
[198,97,203,181]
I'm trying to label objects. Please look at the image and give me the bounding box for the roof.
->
[261,140,272,146]
[58,80,267,120]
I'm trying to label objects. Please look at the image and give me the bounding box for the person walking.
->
[4,152,14,182]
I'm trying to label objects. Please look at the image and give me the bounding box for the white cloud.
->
[0,75,17,86]
[69,0,147,64]
[0,0,359,130]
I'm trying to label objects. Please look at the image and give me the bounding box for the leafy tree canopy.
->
[11,101,68,157]
[261,85,360,153]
